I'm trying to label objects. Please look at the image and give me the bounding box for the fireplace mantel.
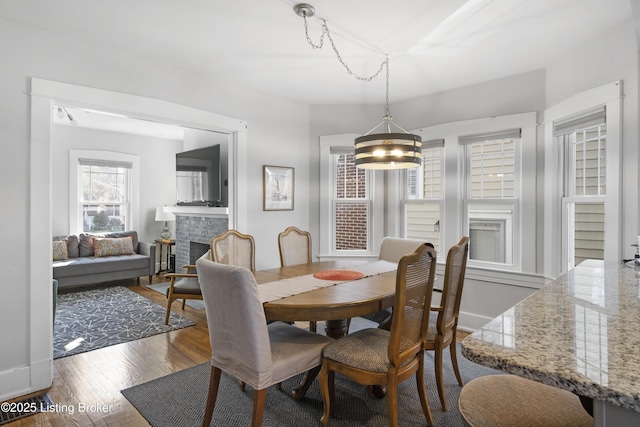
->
[164,206,228,217]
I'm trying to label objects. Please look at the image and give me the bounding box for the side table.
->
[155,239,176,274]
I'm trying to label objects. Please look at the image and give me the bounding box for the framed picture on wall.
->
[263,165,294,211]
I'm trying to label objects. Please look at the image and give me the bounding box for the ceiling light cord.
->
[300,11,387,84]
[294,3,422,170]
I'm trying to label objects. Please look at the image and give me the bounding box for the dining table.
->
[461,259,640,426]
[255,259,399,339]
[253,259,400,398]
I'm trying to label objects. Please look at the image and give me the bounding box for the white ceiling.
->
[1,0,633,106]
[4,0,635,139]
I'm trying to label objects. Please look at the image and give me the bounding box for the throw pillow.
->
[79,234,96,257]
[93,237,135,257]
[52,240,68,261]
[67,235,79,258]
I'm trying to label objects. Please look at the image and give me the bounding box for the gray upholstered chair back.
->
[278,226,312,267]
[211,229,256,273]
[378,237,431,263]
[196,258,273,388]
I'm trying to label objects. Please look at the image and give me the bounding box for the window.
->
[334,153,369,251]
[558,111,606,268]
[462,129,520,267]
[543,81,622,278]
[319,135,383,258]
[69,150,140,235]
[405,140,443,253]
[80,160,131,233]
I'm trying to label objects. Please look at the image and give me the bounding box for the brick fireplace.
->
[174,214,228,273]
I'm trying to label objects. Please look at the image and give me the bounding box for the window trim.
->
[319,134,383,259]
[69,150,140,235]
[543,81,622,278]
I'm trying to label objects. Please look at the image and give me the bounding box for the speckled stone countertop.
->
[462,259,640,413]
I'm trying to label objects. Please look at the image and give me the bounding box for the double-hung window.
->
[556,108,607,269]
[405,140,444,253]
[319,136,383,258]
[70,150,140,235]
[79,159,131,233]
[543,82,621,278]
[461,129,521,268]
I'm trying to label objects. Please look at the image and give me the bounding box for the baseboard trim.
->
[0,359,53,402]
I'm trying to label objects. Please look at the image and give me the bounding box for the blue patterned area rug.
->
[54,286,195,359]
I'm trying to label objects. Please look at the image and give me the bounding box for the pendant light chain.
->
[301,12,388,84]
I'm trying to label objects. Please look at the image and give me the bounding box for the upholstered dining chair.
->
[318,243,437,427]
[424,236,469,411]
[278,226,312,267]
[163,250,210,325]
[278,226,316,332]
[211,229,255,273]
[196,257,333,427]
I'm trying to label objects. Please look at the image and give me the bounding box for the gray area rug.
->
[122,343,502,426]
[147,283,206,310]
[54,286,195,359]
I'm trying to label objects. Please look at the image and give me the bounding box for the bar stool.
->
[458,375,593,427]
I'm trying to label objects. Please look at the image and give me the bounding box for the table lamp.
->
[155,207,175,240]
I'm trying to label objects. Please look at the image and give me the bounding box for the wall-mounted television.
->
[175,145,227,206]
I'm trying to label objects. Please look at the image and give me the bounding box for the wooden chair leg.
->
[435,346,447,411]
[181,299,186,309]
[386,377,399,427]
[450,340,463,386]
[319,361,335,427]
[417,354,435,426]
[148,275,152,283]
[310,320,317,333]
[164,301,172,325]
[203,366,221,427]
[251,388,267,427]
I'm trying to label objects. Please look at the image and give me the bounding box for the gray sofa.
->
[52,231,155,289]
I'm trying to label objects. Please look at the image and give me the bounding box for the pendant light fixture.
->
[293,3,422,170]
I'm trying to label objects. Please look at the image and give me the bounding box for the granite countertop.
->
[461,259,640,413]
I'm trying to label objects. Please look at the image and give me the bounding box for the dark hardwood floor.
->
[5,276,471,426]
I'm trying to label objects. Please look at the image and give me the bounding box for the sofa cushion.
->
[52,240,68,261]
[93,237,135,257]
[53,254,150,278]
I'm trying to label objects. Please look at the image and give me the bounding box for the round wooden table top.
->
[255,260,397,324]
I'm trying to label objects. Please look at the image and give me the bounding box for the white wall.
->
[0,17,310,401]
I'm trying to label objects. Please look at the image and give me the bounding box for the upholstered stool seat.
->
[459,375,593,427]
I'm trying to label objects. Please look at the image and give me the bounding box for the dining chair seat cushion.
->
[268,321,334,384]
[322,328,413,373]
[166,277,201,295]
[459,375,593,427]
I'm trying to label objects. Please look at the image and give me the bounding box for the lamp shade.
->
[354,132,422,170]
[155,207,175,222]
